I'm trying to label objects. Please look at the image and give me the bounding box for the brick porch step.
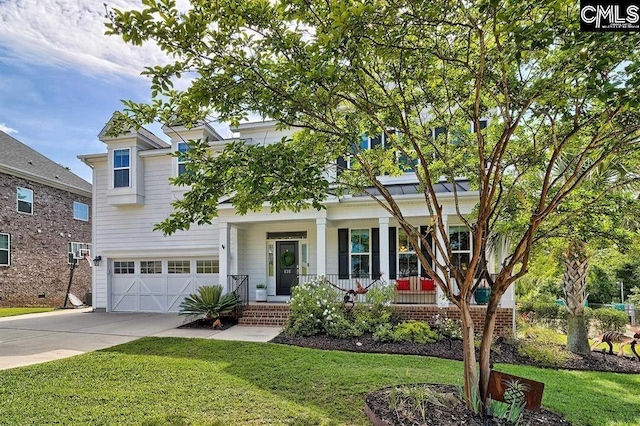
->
[238,303,290,326]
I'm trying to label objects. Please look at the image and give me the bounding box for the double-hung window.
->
[449,226,472,270]
[113,149,130,188]
[397,228,419,277]
[350,229,370,277]
[73,202,89,221]
[17,187,33,214]
[177,142,189,176]
[0,233,10,266]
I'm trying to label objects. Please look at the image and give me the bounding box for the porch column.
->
[229,225,239,275]
[316,218,327,276]
[378,217,390,282]
[219,222,229,293]
[435,217,450,307]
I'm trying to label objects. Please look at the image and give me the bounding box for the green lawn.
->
[0,307,53,318]
[0,338,638,425]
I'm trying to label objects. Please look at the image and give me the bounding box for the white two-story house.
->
[79,119,515,331]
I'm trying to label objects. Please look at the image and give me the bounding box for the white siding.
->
[93,155,218,309]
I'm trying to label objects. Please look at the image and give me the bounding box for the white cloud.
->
[0,123,18,134]
[0,0,173,79]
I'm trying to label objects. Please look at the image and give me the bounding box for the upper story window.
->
[113,149,130,188]
[17,187,34,214]
[177,142,189,176]
[73,202,89,221]
[350,229,370,277]
[449,226,472,270]
[0,233,10,266]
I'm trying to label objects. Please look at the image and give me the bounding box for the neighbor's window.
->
[168,260,190,274]
[73,202,89,221]
[196,260,219,273]
[449,226,471,270]
[350,229,370,277]
[398,228,419,277]
[17,187,33,214]
[177,142,189,176]
[113,261,135,274]
[113,148,130,188]
[140,261,162,274]
[0,233,10,266]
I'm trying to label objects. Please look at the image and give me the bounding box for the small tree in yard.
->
[105,0,640,406]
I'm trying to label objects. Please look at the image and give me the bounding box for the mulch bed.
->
[178,316,237,330]
[365,384,571,425]
[271,333,640,374]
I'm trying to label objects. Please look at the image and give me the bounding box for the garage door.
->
[110,259,219,312]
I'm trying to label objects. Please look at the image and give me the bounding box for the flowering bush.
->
[433,314,463,340]
[284,278,398,338]
[283,278,342,336]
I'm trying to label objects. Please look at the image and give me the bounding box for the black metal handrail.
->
[228,275,249,307]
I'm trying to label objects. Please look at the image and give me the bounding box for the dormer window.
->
[177,142,189,175]
[113,149,130,188]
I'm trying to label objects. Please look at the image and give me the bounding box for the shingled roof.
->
[0,130,91,196]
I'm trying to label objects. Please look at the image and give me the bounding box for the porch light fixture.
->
[93,256,102,266]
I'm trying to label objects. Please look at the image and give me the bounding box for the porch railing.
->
[228,275,249,307]
[296,274,437,305]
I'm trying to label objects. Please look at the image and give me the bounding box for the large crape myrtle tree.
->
[106,0,640,405]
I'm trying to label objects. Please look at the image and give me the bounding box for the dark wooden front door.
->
[276,241,298,295]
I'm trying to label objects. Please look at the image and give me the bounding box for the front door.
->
[276,241,298,295]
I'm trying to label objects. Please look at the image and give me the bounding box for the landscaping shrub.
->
[373,323,395,342]
[284,278,342,337]
[352,283,396,333]
[591,308,628,333]
[517,327,575,367]
[325,312,362,338]
[374,321,438,344]
[179,285,240,320]
[433,314,463,341]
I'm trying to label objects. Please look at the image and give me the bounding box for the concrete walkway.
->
[0,309,281,370]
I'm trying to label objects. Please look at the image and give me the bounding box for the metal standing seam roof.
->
[0,130,92,194]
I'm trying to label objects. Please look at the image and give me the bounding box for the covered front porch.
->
[217,204,514,309]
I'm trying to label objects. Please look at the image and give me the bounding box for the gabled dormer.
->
[98,119,169,206]
[162,122,225,182]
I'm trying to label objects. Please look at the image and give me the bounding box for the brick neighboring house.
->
[0,130,92,307]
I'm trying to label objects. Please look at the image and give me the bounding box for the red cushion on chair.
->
[396,279,410,290]
[420,278,435,291]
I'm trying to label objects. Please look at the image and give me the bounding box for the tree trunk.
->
[459,300,478,407]
[478,289,502,403]
[566,313,590,355]
[563,239,590,354]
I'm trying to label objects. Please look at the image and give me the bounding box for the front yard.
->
[0,307,53,318]
[0,338,638,425]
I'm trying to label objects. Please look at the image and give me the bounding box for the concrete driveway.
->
[0,309,185,370]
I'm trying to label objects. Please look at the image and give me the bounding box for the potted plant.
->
[474,279,491,305]
[255,283,268,302]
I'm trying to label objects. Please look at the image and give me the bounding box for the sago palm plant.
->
[179,285,240,320]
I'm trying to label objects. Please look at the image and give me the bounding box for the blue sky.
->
[0,0,182,183]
